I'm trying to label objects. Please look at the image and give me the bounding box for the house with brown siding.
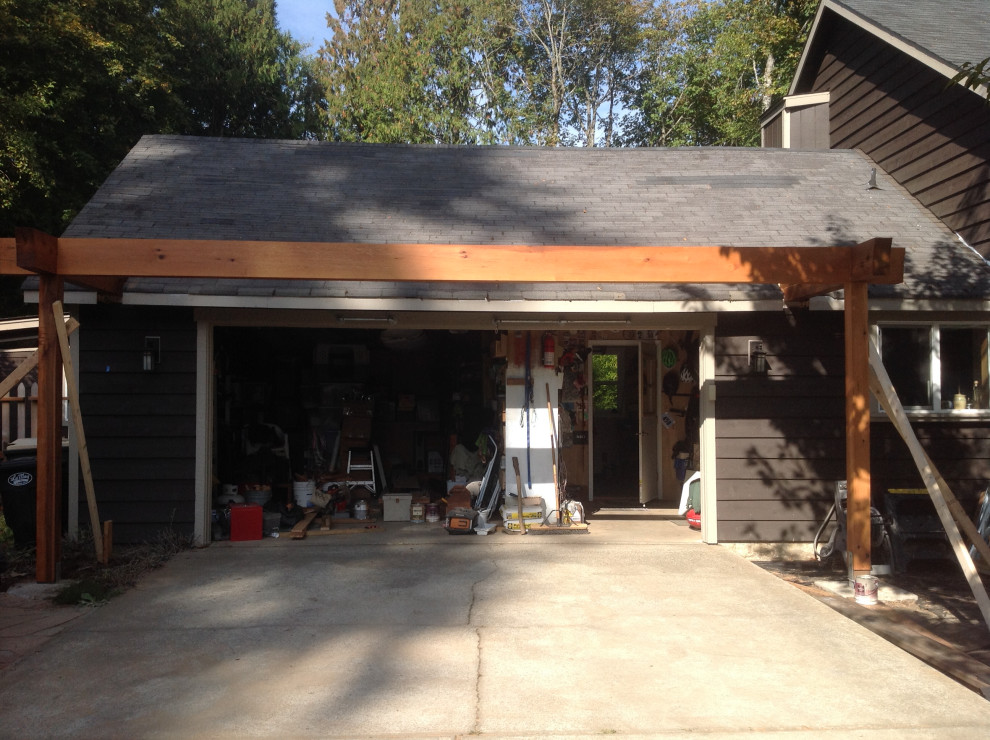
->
[764,0,990,256]
[7,133,982,563]
[757,0,990,560]
[6,5,990,565]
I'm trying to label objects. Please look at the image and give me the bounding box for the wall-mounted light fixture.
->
[748,339,768,375]
[143,336,161,372]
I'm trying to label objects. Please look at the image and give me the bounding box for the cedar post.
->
[844,280,871,580]
[36,272,65,582]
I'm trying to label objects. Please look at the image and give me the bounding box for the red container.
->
[229,503,263,541]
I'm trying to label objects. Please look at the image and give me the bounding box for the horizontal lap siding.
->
[811,18,990,257]
[871,423,990,515]
[715,313,845,542]
[79,306,197,542]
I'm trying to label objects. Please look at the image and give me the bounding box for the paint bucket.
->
[354,500,368,520]
[292,480,315,508]
[425,502,440,523]
[411,502,425,523]
[854,575,879,605]
[243,486,271,506]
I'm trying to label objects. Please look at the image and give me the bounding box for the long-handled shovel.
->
[512,456,527,536]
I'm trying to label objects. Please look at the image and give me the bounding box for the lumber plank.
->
[289,510,319,539]
[0,318,77,399]
[869,340,990,636]
[38,238,905,285]
[52,301,103,562]
[100,521,113,565]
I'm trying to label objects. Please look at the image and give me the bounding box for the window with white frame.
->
[878,324,990,411]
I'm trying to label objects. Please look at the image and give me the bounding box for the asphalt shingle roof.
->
[831,0,990,70]
[63,135,990,303]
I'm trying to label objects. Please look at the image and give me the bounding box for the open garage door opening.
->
[211,326,506,533]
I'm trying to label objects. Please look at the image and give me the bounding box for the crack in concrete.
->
[468,559,498,734]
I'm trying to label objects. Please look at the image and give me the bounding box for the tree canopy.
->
[317,0,816,146]
[0,0,324,238]
[1,0,817,244]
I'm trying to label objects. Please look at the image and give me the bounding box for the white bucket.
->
[293,480,315,508]
[854,575,879,605]
[354,500,368,520]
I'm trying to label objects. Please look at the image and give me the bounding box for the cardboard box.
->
[229,503,263,541]
[500,505,545,521]
[383,494,412,521]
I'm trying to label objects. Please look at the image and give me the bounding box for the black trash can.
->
[0,440,70,549]
[0,456,39,548]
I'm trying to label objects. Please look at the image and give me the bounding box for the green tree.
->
[627,0,815,146]
[504,0,644,146]
[951,57,990,105]
[165,0,324,138]
[0,0,181,235]
[0,0,324,239]
[319,0,491,143]
[565,0,644,147]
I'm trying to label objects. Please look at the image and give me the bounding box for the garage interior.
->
[210,325,700,536]
[212,326,505,525]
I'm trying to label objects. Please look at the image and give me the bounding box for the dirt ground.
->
[754,556,990,688]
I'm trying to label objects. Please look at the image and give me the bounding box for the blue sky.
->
[276,0,333,49]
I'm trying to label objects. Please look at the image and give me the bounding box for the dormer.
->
[760,92,830,149]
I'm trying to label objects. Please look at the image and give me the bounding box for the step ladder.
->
[346,448,376,495]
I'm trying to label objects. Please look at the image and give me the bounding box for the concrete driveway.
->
[0,516,988,738]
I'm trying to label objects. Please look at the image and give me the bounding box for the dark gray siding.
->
[715,312,845,542]
[762,112,783,148]
[872,423,989,515]
[78,305,197,543]
[790,103,829,149]
[807,17,990,256]
[716,311,990,542]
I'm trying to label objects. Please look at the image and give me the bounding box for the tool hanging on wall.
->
[542,332,555,369]
[545,383,561,523]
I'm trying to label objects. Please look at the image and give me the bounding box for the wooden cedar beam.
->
[66,276,126,297]
[35,273,64,583]
[779,283,843,303]
[780,239,899,304]
[15,227,58,274]
[851,237,893,281]
[0,238,32,276]
[6,232,124,297]
[43,238,907,285]
[844,281,872,580]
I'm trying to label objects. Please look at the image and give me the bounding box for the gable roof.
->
[61,135,990,304]
[792,0,990,96]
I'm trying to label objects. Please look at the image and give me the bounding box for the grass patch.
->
[53,578,115,606]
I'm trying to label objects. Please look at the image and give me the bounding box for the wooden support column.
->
[844,281,871,580]
[35,273,65,582]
